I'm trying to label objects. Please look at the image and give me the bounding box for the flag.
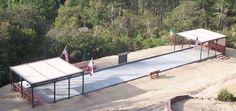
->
[86,59,94,76]
[169,30,174,45]
[60,45,69,62]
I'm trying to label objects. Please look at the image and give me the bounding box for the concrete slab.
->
[34,48,220,103]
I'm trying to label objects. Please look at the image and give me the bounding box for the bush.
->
[217,89,234,102]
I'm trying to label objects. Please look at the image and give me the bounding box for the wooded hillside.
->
[0,0,236,87]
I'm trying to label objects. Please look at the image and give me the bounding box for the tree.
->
[0,4,48,87]
[6,0,64,22]
[164,1,205,31]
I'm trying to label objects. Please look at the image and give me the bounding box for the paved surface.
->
[34,48,219,103]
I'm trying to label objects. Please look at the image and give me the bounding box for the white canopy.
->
[10,57,83,84]
[176,28,226,42]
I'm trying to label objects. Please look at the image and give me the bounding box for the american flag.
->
[86,59,94,76]
[60,45,69,62]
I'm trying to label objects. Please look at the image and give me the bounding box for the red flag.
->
[60,45,69,62]
[86,59,94,76]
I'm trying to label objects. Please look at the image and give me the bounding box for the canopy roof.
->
[176,28,226,42]
[10,57,83,84]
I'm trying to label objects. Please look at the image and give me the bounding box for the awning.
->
[176,28,226,42]
[10,57,83,84]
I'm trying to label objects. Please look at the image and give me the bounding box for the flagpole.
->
[82,60,89,95]
[82,67,88,95]
[82,71,85,94]
[81,58,93,95]
[82,66,88,95]
[60,52,63,58]
[60,45,67,57]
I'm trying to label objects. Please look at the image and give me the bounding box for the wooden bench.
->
[24,91,45,106]
[210,43,225,54]
[149,70,160,79]
[12,83,29,97]
[12,82,45,106]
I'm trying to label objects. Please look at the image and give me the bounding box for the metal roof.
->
[176,28,226,42]
[10,57,83,84]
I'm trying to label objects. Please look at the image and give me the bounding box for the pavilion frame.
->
[173,34,227,61]
[9,68,82,108]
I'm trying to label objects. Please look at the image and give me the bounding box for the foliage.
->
[1,0,236,87]
[220,25,236,48]
[5,0,64,22]
[48,33,168,62]
[164,1,205,31]
[0,4,49,87]
[217,88,234,102]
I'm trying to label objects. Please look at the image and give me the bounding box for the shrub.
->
[217,89,234,102]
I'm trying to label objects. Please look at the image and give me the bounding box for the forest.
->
[0,0,236,87]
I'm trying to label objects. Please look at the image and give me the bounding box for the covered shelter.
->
[8,29,227,108]
[174,28,227,60]
[9,57,83,108]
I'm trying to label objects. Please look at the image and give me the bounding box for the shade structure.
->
[10,57,83,84]
[176,28,226,42]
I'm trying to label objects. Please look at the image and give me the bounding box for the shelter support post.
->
[68,77,70,98]
[224,37,227,55]
[181,38,184,49]
[189,39,191,48]
[207,41,211,58]
[54,81,56,103]
[82,72,85,94]
[31,86,34,108]
[20,77,23,97]
[200,43,203,60]
[215,40,218,56]
[10,70,12,91]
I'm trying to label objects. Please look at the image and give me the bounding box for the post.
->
[10,71,13,91]
[215,40,218,56]
[181,38,184,49]
[31,86,34,108]
[189,39,191,48]
[54,80,56,103]
[207,41,211,58]
[224,37,227,55]
[20,77,23,97]
[82,72,85,94]
[68,77,70,98]
[200,43,203,61]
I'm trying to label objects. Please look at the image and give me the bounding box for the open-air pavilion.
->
[9,28,227,108]
[10,58,83,107]
[174,28,227,60]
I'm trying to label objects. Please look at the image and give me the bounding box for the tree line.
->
[0,0,236,87]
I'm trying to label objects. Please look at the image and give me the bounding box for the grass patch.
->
[217,88,234,102]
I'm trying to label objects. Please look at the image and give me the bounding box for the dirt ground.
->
[0,46,236,111]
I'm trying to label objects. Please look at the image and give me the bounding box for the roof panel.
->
[28,61,66,79]
[45,58,83,75]
[176,28,226,42]
[10,57,83,84]
[11,65,47,83]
